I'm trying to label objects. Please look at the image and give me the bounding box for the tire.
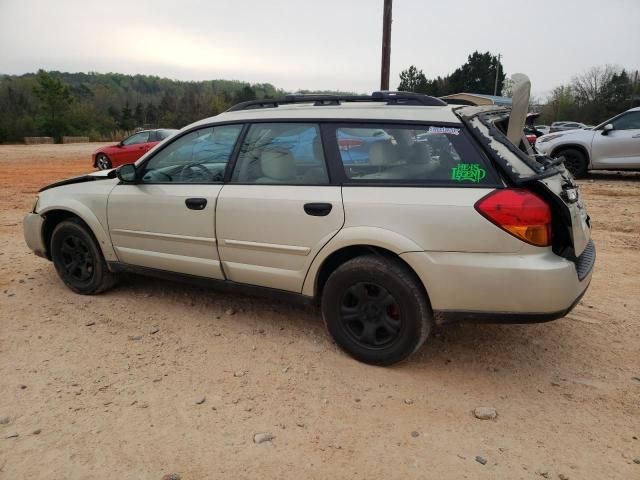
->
[557,148,588,178]
[50,218,118,294]
[95,153,112,170]
[321,255,432,366]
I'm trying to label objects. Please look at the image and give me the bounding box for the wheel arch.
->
[550,143,591,167]
[303,227,431,308]
[40,205,117,262]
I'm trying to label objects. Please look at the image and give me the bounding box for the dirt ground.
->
[0,143,639,480]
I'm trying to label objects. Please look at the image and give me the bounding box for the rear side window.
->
[333,124,498,185]
[231,123,329,185]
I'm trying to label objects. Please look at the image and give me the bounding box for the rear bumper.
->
[433,285,589,325]
[23,213,47,258]
[401,244,594,323]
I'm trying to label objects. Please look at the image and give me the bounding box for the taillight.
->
[474,189,552,246]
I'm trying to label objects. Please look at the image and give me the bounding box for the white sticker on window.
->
[428,126,460,135]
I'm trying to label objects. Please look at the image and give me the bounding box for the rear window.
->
[333,124,498,185]
[157,129,177,140]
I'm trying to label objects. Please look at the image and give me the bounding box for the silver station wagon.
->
[24,91,595,365]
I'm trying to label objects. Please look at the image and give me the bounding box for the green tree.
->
[119,102,134,130]
[397,66,428,93]
[134,102,145,126]
[540,85,577,123]
[145,103,159,127]
[33,70,73,141]
[234,85,256,103]
[449,51,505,95]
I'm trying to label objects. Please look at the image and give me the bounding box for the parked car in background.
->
[24,92,594,365]
[92,129,178,170]
[550,121,588,133]
[535,125,550,135]
[536,107,640,177]
[524,127,539,146]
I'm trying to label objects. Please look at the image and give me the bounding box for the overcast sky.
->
[1,0,638,99]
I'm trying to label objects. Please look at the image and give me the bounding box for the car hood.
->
[39,168,117,192]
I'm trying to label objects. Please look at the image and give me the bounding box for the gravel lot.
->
[1,143,639,479]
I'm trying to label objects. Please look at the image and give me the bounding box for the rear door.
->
[216,122,344,292]
[107,124,243,278]
[590,111,640,169]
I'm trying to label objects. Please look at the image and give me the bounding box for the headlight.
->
[538,133,564,144]
[32,196,39,213]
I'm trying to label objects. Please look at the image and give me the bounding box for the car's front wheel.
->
[95,153,112,170]
[557,148,588,178]
[321,255,432,365]
[50,218,118,294]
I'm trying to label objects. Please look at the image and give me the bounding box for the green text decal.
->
[451,163,486,183]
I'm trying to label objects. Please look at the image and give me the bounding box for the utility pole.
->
[380,0,392,91]
[631,70,638,108]
[493,53,502,96]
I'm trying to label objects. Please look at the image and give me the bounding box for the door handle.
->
[185,198,207,210]
[304,202,332,216]
[632,133,640,138]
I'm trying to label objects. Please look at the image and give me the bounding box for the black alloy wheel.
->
[58,234,94,282]
[340,282,403,349]
[50,218,118,294]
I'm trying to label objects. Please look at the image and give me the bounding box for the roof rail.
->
[225,91,447,112]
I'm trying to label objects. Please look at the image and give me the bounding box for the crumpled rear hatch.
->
[456,105,591,259]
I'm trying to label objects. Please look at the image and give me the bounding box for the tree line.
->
[2,59,638,143]
[539,66,639,125]
[0,70,286,143]
[397,51,506,98]
[397,52,639,125]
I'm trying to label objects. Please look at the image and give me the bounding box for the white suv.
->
[23,92,595,365]
[536,107,640,177]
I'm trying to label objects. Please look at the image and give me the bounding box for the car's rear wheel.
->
[557,148,588,178]
[321,255,432,365]
[50,218,118,294]
[96,154,112,170]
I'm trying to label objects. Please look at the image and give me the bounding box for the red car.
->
[92,129,178,170]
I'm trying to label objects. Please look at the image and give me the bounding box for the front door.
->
[110,131,151,165]
[107,124,243,278]
[591,110,640,169]
[216,122,344,292]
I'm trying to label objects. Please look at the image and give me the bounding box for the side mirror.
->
[601,123,614,135]
[117,163,137,183]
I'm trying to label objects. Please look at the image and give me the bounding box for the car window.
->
[611,112,640,130]
[140,125,242,183]
[156,129,177,140]
[231,123,329,185]
[122,131,150,145]
[333,124,497,185]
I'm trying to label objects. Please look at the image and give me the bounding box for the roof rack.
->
[225,91,447,112]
